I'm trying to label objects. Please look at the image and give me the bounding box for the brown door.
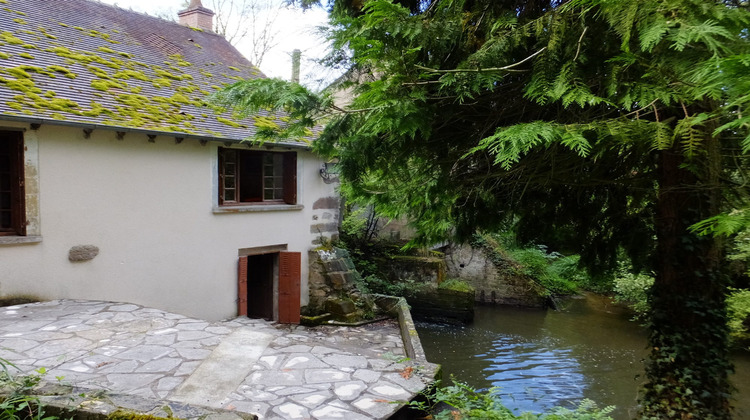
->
[238,256,248,316]
[278,251,301,324]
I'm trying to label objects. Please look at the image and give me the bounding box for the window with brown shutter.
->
[0,131,25,236]
[219,148,297,206]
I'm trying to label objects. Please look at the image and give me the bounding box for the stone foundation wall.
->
[444,243,548,307]
[306,247,361,314]
[377,255,446,286]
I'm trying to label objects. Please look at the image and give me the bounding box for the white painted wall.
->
[0,121,338,321]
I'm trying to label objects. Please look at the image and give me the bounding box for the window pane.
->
[0,174,9,191]
[224,189,236,202]
[225,162,236,176]
[1,211,10,228]
[0,192,10,208]
[225,176,235,189]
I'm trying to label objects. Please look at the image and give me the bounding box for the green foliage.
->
[727,288,750,348]
[613,267,654,319]
[409,381,614,419]
[220,0,750,416]
[438,278,474,293]
[358,273,426,298]
[471,233,590,296]
[0,358,57,420]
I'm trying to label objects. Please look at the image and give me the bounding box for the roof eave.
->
[0,114,312,150]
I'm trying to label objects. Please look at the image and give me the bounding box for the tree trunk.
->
[641,141,732,418]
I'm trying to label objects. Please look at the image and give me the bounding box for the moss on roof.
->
[0,0,307,145]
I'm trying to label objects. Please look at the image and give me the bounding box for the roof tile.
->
[0,0,306,146]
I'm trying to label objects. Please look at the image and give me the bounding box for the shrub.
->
[409,381,615,419]
[439,278,474,293]
[727,288,750,348]
[0,358,57,420]
[612,268,654,319]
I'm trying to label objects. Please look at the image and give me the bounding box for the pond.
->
[415,294,750,419]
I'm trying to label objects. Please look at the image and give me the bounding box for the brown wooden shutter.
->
[10,134,25,236]
[237,256,248,316]
[218,148,225,205]
[278,251,301,324]
[283,152,297,205]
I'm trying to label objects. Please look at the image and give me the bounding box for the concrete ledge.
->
[212,204,304,213]
[26,384,257,420]
[373,295,432,365]
[0,235,42,245]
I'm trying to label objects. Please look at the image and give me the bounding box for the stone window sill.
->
[213,204,304,214]
[0,235,42,246]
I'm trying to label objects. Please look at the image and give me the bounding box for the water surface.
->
[416,295,750,419]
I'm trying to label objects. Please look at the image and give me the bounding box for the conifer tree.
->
[215,0,750,417]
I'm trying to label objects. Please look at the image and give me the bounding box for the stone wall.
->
[310,196,340,246]
[377,255,446,286]
[444,243,548,307]
[306,247,362,315]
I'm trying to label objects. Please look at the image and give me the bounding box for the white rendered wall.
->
[0,122,338,321]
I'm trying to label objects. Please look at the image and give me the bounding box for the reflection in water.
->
[416,296,749,419]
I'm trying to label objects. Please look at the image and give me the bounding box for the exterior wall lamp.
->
[319,161,340,183]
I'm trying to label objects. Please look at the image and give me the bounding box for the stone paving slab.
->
[0,300,437,419]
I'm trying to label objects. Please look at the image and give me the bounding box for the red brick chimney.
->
[178,0,215,32]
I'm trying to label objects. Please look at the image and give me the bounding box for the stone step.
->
[170,328,274,408]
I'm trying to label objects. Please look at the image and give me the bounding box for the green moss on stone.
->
[107,409,177,420]
[85,65,110,78]
[1,31,23,45]
[253,116,281,130]
[170,93,191,104]
[18,52,33,59]
[91,79,125,91]
[217,116,244,128]
[13,18,27,25]
[228,66,240,71]
[153,68,183,80]
[112,69,149,81]
[176,85,197,94]
[81,102,108,117]
[0,52,10,59]
[44,90,55,98]
[6,101,22,110]
[47,65,76,79]
[0,76,41,93]
[152,78,171,88]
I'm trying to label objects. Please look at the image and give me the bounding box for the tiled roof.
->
[0,0,307,147]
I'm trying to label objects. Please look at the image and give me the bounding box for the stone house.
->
[0,0,339,322]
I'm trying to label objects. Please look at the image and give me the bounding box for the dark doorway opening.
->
[247,253,275,320]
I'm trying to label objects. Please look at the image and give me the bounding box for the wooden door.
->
[237,256,248,316]
[278,251,301,324]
